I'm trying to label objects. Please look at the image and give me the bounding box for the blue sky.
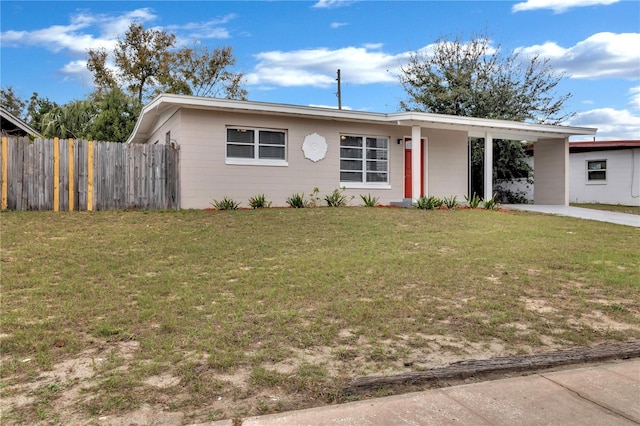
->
[1,0,639,140]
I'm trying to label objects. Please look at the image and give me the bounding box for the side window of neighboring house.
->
[340,134,389,186]
[586,159,606,183]
[226,127,287,165]
[165,131,171,144]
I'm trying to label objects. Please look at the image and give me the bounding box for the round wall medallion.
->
[302,133,328,162]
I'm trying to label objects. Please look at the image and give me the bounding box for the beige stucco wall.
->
[176,109,412,208]
[146,108,183,146]
[147,108,474,208]
[534,138,568,205]
[423,129,469,199]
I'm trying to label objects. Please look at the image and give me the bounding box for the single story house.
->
[1,105,42,138]
[569,140,640,206]
[127,94,597,209]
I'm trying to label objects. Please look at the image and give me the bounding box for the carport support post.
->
[534,138,569,205]
[484,132,493,201]
[411,125,422,202]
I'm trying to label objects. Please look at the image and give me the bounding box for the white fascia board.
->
[393,112,597,140]
[127,94,388,143]
[127,94,598,143]
[0,106,43,138]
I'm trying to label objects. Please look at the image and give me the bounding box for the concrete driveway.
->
[505,205,640,227]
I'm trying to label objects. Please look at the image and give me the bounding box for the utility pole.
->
[336,69,342,110]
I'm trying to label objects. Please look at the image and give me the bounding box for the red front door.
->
[404,138,424,198]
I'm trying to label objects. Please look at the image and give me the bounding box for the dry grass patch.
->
[1,208,639,424]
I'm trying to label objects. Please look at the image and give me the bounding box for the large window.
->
[340,135,388,185]
[226,127,287,164]
[587,159,606,182]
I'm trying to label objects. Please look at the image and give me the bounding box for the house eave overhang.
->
[392,113,597,141]
[0,106,43,138]
[127,94,598,143]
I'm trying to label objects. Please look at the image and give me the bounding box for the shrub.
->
[464,193,482,208]
[482,194,500,210]
[286,193,307,208]
[248,194,271,209]
[495,188,531,204]
[325,188,353,207]
[307,187,322,207]
[211,196,240,210]
[443,195,458,209]
[415,195,442,210]
[360,193,379,207]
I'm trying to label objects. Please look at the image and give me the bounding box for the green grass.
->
[571,203,640,215]
[1,208,639,423]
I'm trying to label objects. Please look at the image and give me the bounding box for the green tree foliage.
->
[399,32,572,124]
[40,100,95,139]
[26,93,59,131]
[1,87,58,134]
[0,86,26,117]
[399,31,574,200]
[171,44,248,99]
[86,23,247,104]
[88,88,141,142]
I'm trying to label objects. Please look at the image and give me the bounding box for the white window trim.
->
[339,134,390,187]
[340,182,391,190]
[226,158,288,167]
[585,159,607,185]
[226,126,287,165]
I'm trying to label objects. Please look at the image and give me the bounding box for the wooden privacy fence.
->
[1,137,180,211]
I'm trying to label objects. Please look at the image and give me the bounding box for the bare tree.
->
[86,23,247,104]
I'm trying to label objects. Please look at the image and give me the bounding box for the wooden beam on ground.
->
[343,340,640,394]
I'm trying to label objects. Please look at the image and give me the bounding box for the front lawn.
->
[1,208,638,424]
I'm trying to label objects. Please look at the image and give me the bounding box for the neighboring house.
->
[0,105,42,138]
[569,140,640,207]
[127,94,596,209]
[499,140,640,206]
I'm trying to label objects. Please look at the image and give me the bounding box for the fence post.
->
[54,137,60,211]
[88,140,93,211]
[1,136,7,210]
[68,138,74,211]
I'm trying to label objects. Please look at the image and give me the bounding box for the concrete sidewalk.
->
[200,359,640,426]
[505,204,640,227]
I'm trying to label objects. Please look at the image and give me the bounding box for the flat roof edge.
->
[127,94,598,143]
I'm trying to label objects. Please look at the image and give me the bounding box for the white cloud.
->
[330,22,348,29]
[245,45,408,88]
[0,8,237,87]
[166,14,236,42]
[308,104,353,110]
[312,0,355,9]
[629,86,640,110]
[512,0,619,13]
[566,108,640,140]
[59,60,94,86]
[515,32,640,80]
[0,8,157,54]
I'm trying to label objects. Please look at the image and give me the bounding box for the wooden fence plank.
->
[3,137,180,211]
[88,141,93,211]
[1,136,7,210]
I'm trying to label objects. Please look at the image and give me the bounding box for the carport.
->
[393,113,597,204]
